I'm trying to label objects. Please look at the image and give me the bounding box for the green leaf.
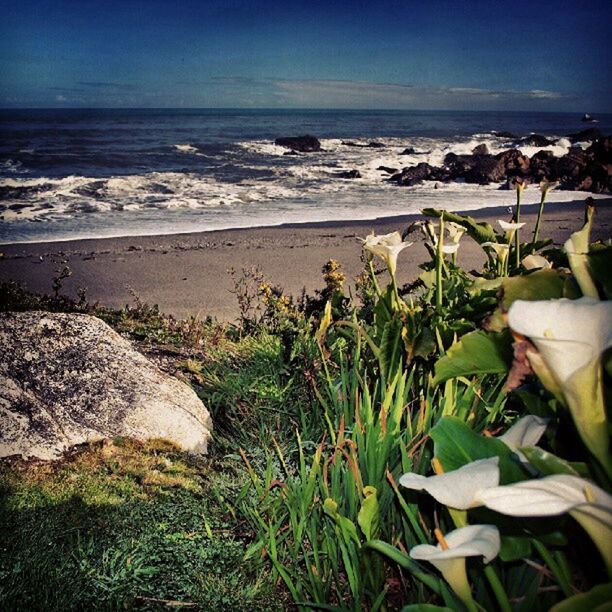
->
[487,268,565,332]
[551,582,612,611]
[402,606,454,612]
[521,447,589,478]
[500,535,532,562]
[357,486,380,541]
[413,327,437,359]
[379,316,403,378]
[588,246,612,299]
[432,330,512,386]
[430,416,526,483]
[422,208,499,244]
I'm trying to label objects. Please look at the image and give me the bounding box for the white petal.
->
[498,415,548,450]
[522,254,552,270]
[507,298,612,384]
[410,525,500,563]
[442,244,460,254]
[498,220,526,231]
[399,457,500,509]
[482,242,510,256]
[479,474,612,518]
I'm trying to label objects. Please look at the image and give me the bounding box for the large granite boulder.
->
[0,312,212,460]
[275,135,321,152]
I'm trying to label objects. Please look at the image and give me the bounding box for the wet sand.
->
[1,199,610,321]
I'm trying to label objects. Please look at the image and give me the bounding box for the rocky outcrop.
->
[391,135,611,193]
[335,169,362,179]
[567,128,603,143]
[275,135,321,152]
[342,141,385,148]
[0,312,212,460]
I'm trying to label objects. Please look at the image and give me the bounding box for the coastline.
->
[1,198,610,321]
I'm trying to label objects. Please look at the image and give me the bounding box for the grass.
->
[0,438,287,611]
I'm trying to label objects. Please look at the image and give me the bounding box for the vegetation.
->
[1,184,611,610]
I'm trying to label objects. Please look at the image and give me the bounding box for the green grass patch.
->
[0,439,284,611]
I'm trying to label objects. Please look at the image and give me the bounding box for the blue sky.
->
[1,0,611,111]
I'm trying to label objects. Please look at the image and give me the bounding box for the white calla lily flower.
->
[539,179,557,195]
[410,525,500,606]
[508,298,612,474]
[442,243,460,255]
[564,216,599,298]
[522,254,552,270]
[446,221,466,243]
[361,231,413,277]
[399,457,499,509]
[481,242,510,257]
[498,415,548,451]
[498,220,526,231]
[479,475,612,573]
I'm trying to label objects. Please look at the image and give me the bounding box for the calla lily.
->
[532,180,557,244]
[482,242,510,275]
[446,221,466,244]
[508,298,612,473]
[522,254,552,270]
[361,231,413,277]
[399,457,500,510]
[410,525,500,608]
[564,216,599,298]
[498,220,526,232]
[498,415,548,452]
[442,243,460,255]
[479,475,612,574]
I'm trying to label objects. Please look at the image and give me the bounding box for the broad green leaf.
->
[551,582,612,611]
[521,447,589,478]
[487,268,565,331]
[357,486,380,541]
[430,416,526,483]
[413,327,436,359]
[432,330,512,386]
[588,245,612,298]
[422,208,498,244]
[466,276,503,296]
[500,535,532,562]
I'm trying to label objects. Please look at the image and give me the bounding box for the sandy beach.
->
[1,199,610,321]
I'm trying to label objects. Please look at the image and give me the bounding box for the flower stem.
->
[515,189,522,269]
[532,190,547,245]
[483,565,512,612]
[436,217,445,309]
[531,539,574,597]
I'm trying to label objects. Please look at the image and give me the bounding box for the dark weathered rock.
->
[472,144,489,156]
[587,137,612,165]
[341,141,385,148]
[514,134,555,147]
[390,163,436,186]
[494,131,519,139]
[336,169,362,179]
[463,156,506,184]
[400,147,416,155]
[529,150,556,180]
[582,114,597,123]
[275,135,321,152]
[0,312,212,460]
[377,166,398,174]
[283,149,300,156]
[567,128,603,143]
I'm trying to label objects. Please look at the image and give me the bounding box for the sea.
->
[1,108,610,244]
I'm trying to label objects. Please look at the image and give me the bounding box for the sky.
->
[1,0,611,111]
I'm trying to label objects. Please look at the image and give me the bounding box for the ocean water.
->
[1,108,610,244]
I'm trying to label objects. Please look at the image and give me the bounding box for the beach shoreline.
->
[1,198,610,321]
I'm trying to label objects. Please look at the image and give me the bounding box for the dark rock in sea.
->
[529,150,556,180]
[341,141,385,148]
[275,135,321,152]
[567,128,603,143]
[472,144,490,156]
[494,131,519,139]
[463,156,507,184]
[390,163,437,186]
[514,134,555,147]
[582,113,597,123]
[400,147,416,155]
[377,166,398,174]
[283,149,300,156]
[336,169,362,179]
[587,136,612,165]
